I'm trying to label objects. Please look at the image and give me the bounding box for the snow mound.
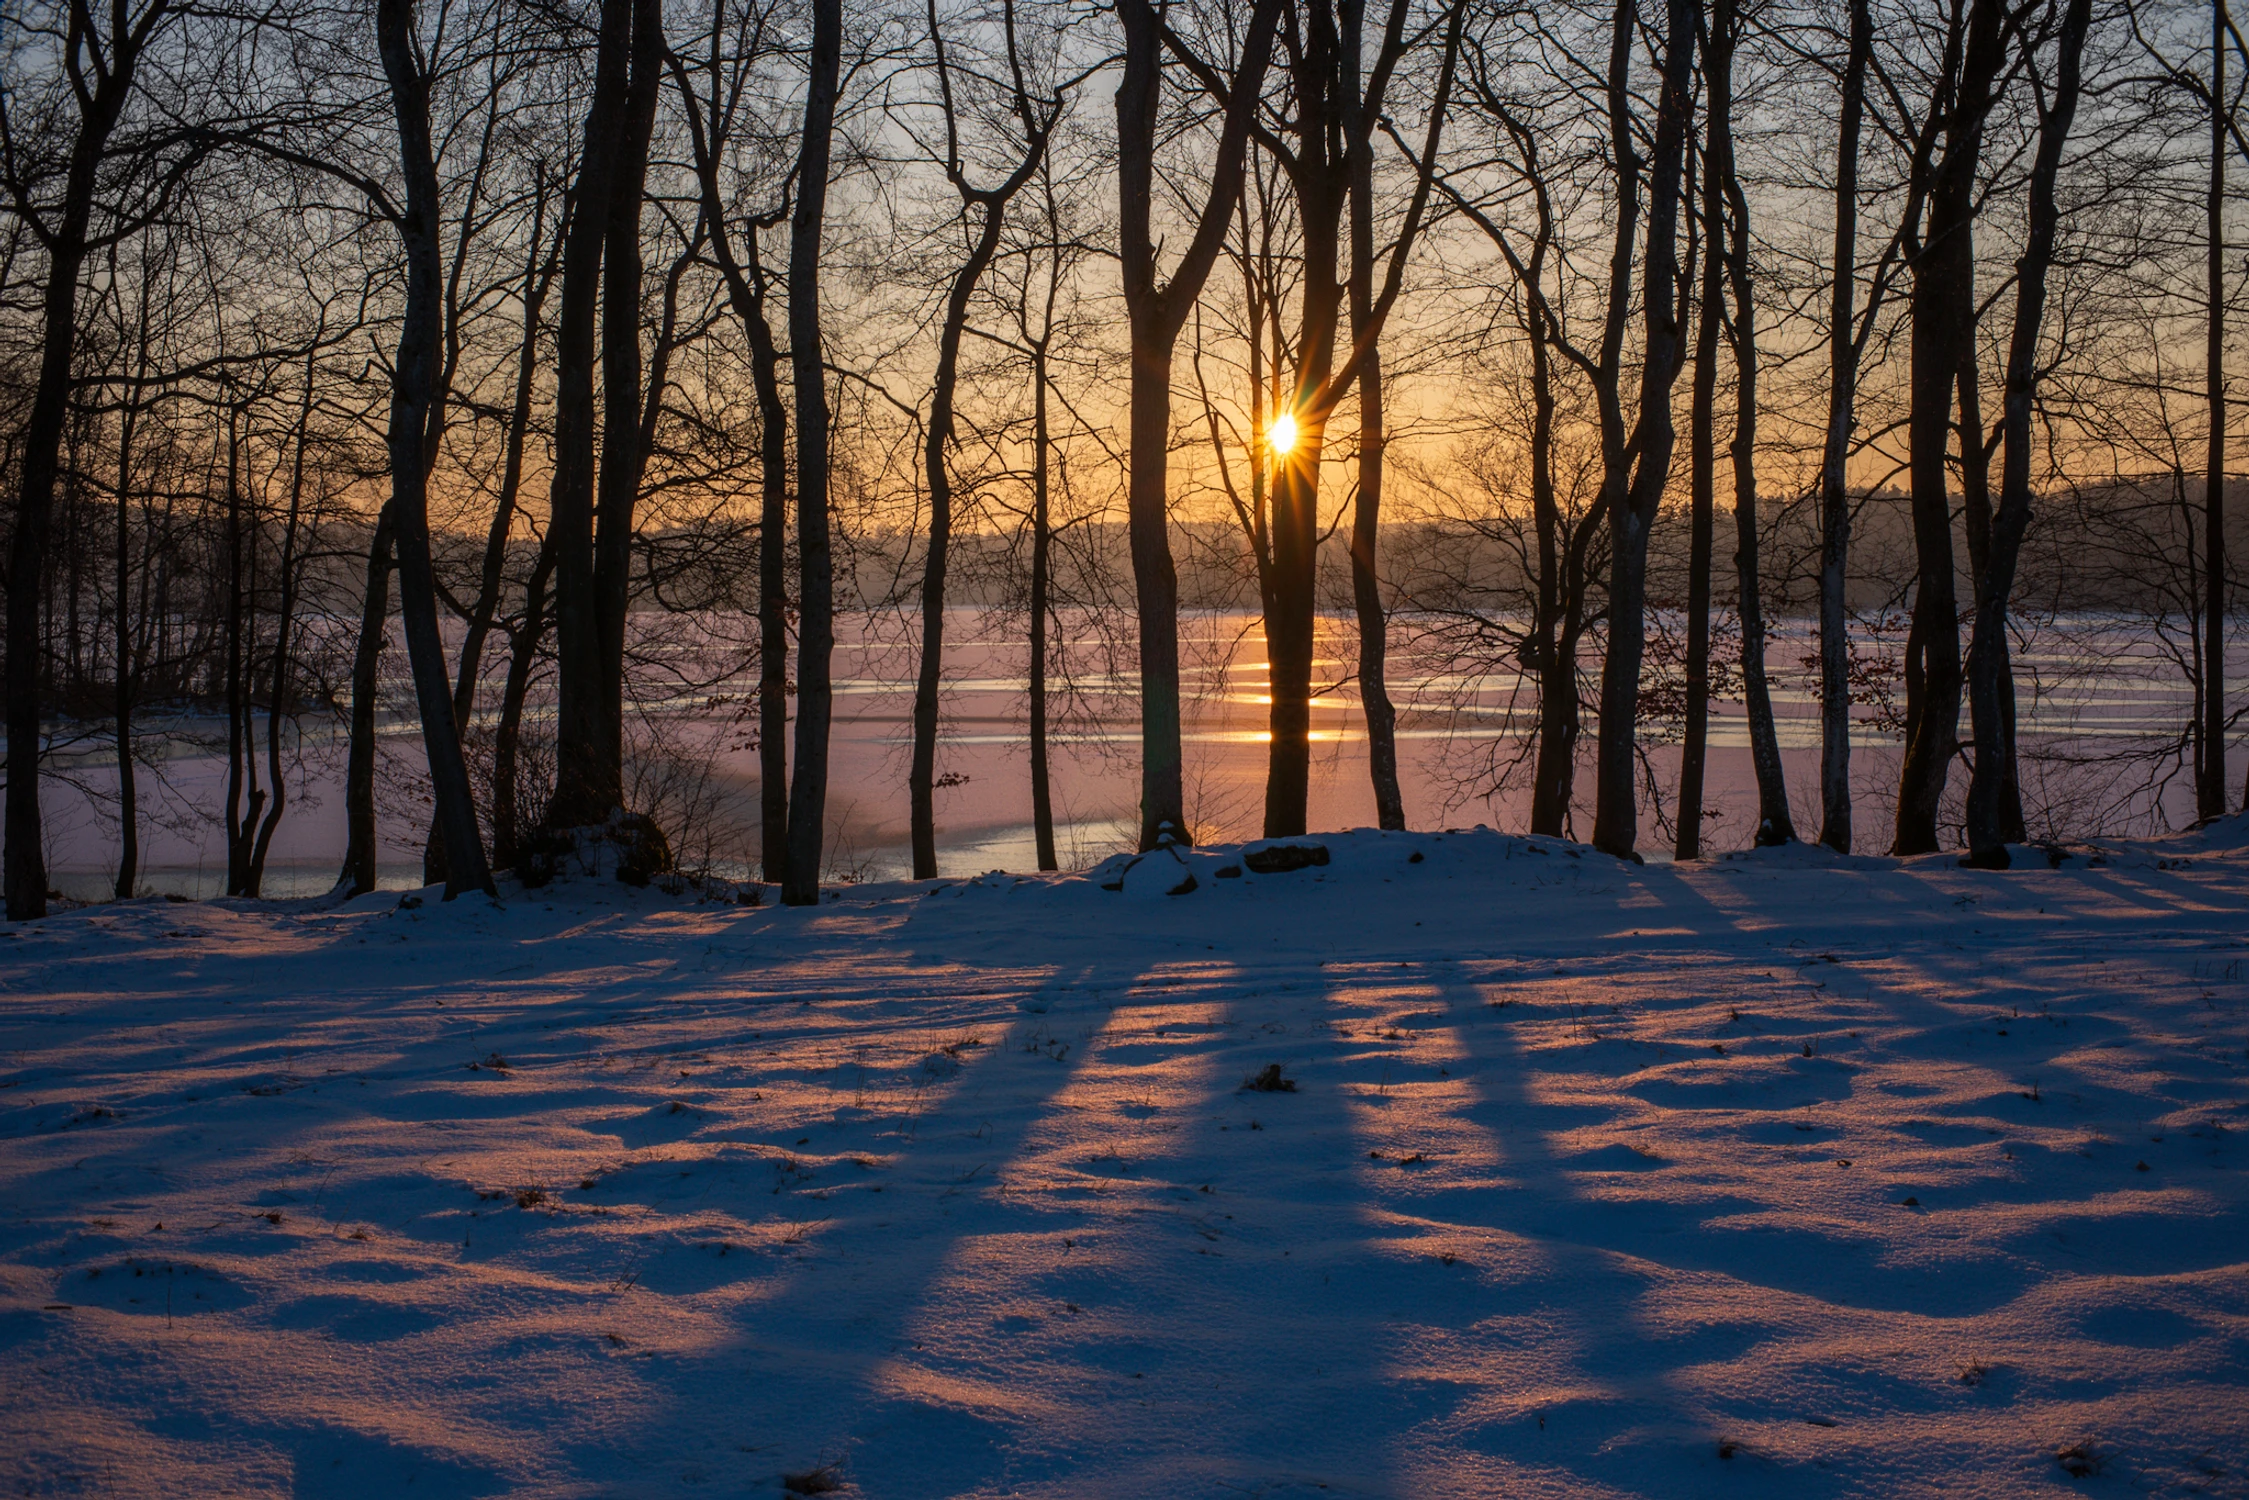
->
[1119,845,1198,898]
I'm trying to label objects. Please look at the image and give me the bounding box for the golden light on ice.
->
[1269,412,1299,456]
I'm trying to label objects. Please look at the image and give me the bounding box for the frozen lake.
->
[38,608,2244,898]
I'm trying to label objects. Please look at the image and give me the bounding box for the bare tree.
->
[2,0,182,919]
[374,0,494,897]
[1964,0,2090,865]
[547,0,635,833]
[782,0,842,904]
[1893,0,2014,856]
[1590,0,1700,860]
[1817,0,1872,851]
[906,0,1067,879]
[666,0,795,884]
[1115,0,1284,849]
[1714,0,1791,845]
[1239,0,1458,839]
[2208,0,2232,817]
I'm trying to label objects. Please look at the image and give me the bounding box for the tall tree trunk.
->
[1818,0,1871,852]
[667,41,795,882]
[1714,0,1790,845]
[112,259,157,902]
[1345,0,1404,833]
[592,0,666,811]
[1029,334,1058,870]
[1529,328,1579,838]
[223,412,261,896]
[1956,360,2027,843]
[8,1,165,919]
[747,232,791,884]
[336,505,396,896]
[909,196,1012,878]
[1894,0,2008,856]
[1115,0,1285,850]
[1964,0,2088,865]
[1349,351,1403,831]
[248,351,318,893]
[2208,0,2232,821]
[378,0,495,898]
[1260,0,1453,837]
[547,0,632,831]
[492,536,555,872]
[1679,136,1719,862]
[910,14,1054,879]
[1591,0,1698,860]
[1465,126,1578,840]
[782,0,844,905]
[1263,116,1344,841]
[113,475,139,901]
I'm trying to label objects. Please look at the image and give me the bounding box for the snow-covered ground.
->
[4,826,2248,1498]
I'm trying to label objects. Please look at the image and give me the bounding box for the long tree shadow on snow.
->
[569,957,1187,1495]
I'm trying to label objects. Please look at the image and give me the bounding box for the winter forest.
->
[1,0,2246,903]
[4,0,2249,1495]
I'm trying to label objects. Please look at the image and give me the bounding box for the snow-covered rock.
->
[1117,844,1198,898]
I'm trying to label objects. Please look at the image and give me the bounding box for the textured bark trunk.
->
[491,537,555,873]
[748,247,791,884]
[223,417,259,897]
[1527,331,1578,839]
[1816,0,1868,850]
[1955,364,2028,845]
[336,505,396,896]
[910,201,1010,878]
[9,4,159,918]
[112,336,148,902]
[1265,0,1451,837]
[1260,3,1345,843]
[1678,139,1718,862]
[1964,0,2088,865]
[590,0,665,812]
[2208,0,2232,821]
[1263,159,1340,842]
[1029,340,1057,871]
[910,25,1051,879]
[378,0,494,898]
[1345,0,1403,832]
[1114,0,1284,850]
[1124,344,1187,849]
[1591,0,1698,860]
[669,43,793,883]
[547,0,631,831]
[1894,0,2007,856]
[248,354,317,894]
[782,0,843,905]
[1264,412,1325,840]
[7,61,129,917]
[1712,3,1790,845]
[1501,153,1575,839]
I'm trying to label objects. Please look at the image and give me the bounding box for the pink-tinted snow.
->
[3,826,2246,1497]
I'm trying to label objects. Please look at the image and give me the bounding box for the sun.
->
[1268,412,1298,457]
